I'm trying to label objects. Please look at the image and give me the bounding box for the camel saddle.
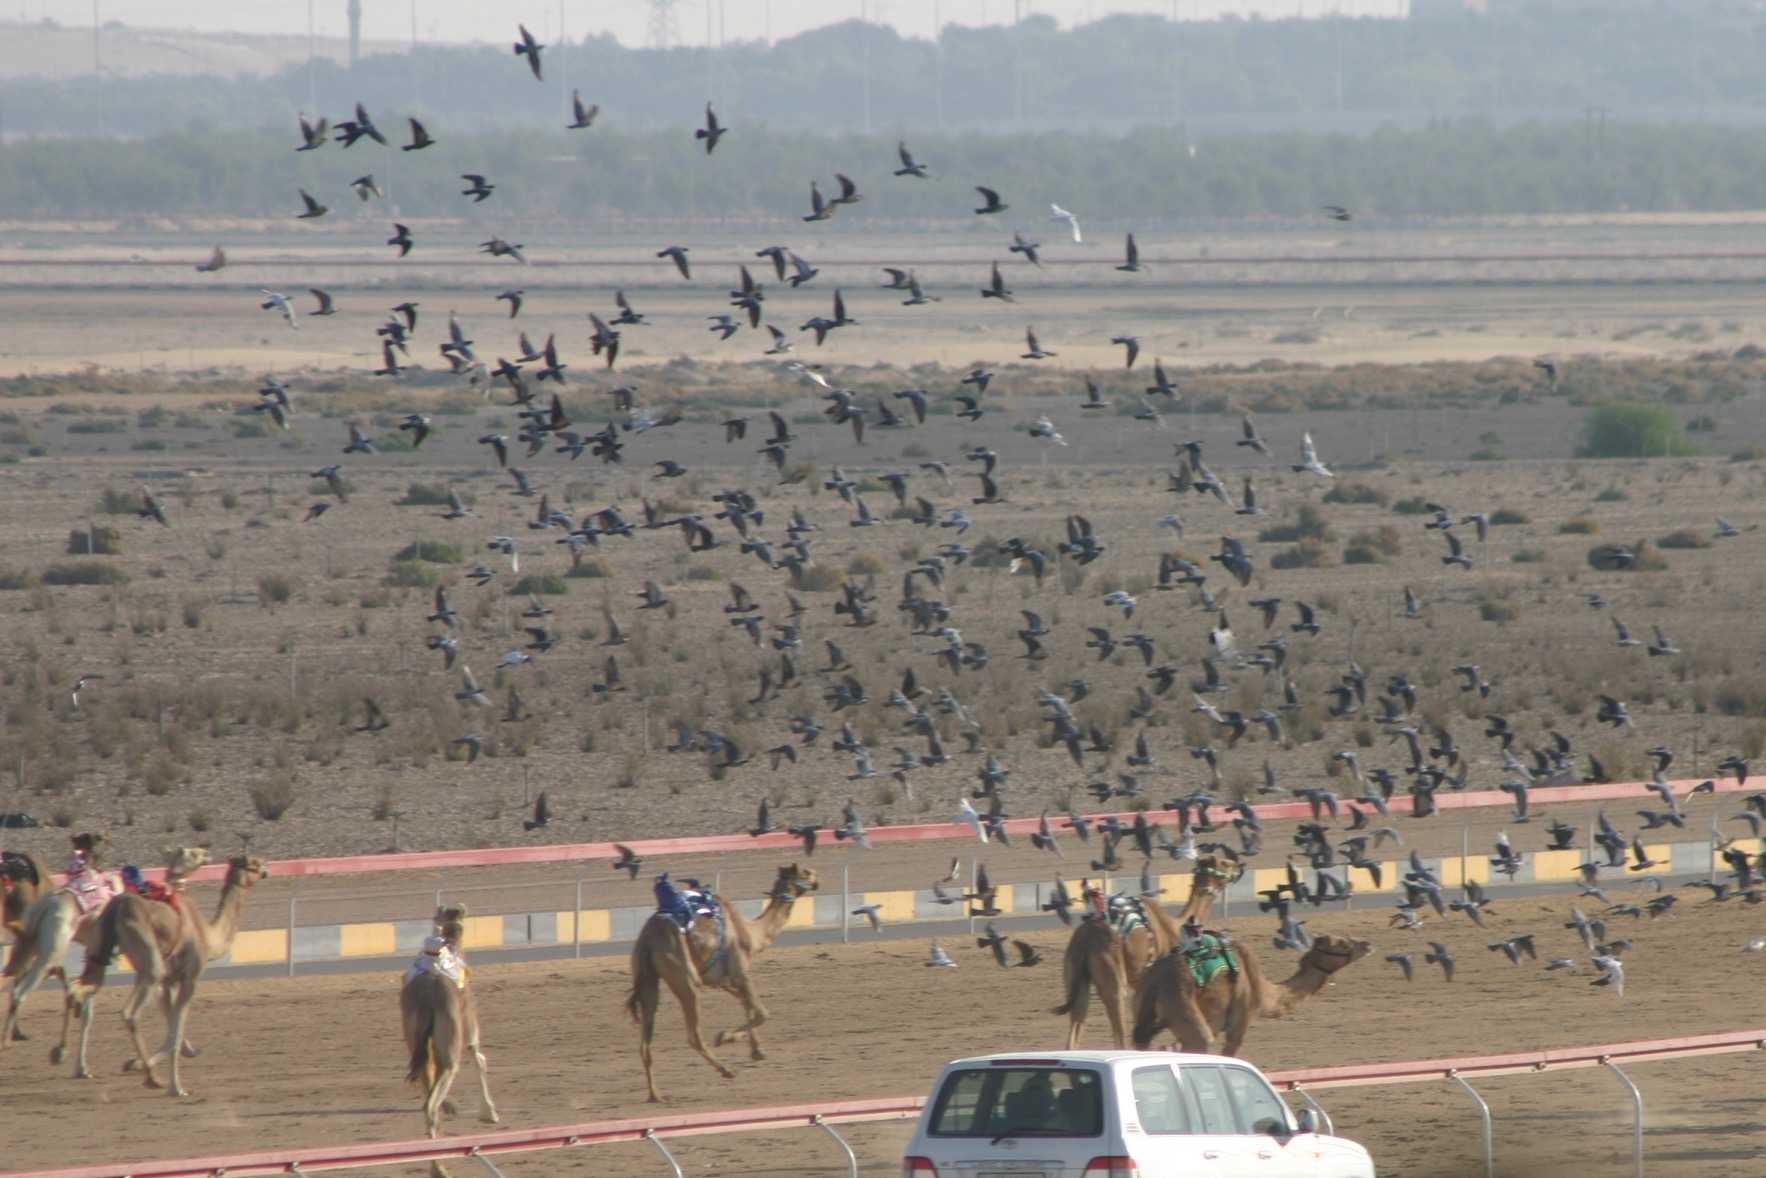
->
[0,850,38,890]
[659,886,721,933]
[60,868,120,915]
[1179,931,1240,989]
[405,938,467,989]
[1102,893,1147,938]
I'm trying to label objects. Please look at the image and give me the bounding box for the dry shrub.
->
[250,774,296,820]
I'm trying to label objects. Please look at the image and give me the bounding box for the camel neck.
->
[1271,960,1335,1016]
[197,873,248,962]
[747,893,798,952]
[1174,885,1216,925]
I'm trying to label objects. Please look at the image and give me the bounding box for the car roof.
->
[942,1051,1261,1069]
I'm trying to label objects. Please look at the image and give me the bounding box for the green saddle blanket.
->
[1182,933,1239,988]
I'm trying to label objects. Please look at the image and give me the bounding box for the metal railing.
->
[10,1029,1761,1178]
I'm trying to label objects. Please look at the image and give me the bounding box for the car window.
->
[1131,1065,1192,1134]
[1221,1067,1292,1136]
[1180,1065,1239,1134]
[929,1068,1104,1138]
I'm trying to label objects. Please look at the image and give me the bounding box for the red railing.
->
[9,1028,1762,1177]
[129,775,1740,884]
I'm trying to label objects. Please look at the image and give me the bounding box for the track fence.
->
[9,1029,1762,1178]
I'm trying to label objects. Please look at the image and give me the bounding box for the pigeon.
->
[851,904,883,933]
[612,844,642,880]
[1424,941,1455,981]
[513,23,545,79]
[523,790,551,831]
[568,90,599,129]
[1048,203,1082,242]
[696,102,726,153]
[926,940,957,968]
[974,186,1008,215]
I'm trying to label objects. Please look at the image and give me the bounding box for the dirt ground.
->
[4,896,1765,1176]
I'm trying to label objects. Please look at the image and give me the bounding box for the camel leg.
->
[119,976,162,1086]
[50,966,78,1065]
[1,923,69,1047]
[664,968,735,1084]
[72,989,97,1079]
[467,1019,499,1124]
[716,985,769,1061]
[162,978,197,1097]
[1216,982,1257,1058]
[426,1055,461,1138]
[1095,968,1128,1050]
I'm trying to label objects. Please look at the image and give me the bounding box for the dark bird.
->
[612,844,642,879]
[460,174,495,202]
[514,23,545,79]
[974,186,1008,215]
[696,101,727,153]
[402,118,436,151]
[567,89,599,129]
[295,188,327,219]
[894,141,930,178]
[524,791,551,830]
[386,223,414,257]
[658,245,692,279]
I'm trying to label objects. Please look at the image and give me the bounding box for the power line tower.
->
[347,0,361,69]
[647,0,684,50]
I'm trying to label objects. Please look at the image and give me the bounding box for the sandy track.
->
[6,893,1765,1176]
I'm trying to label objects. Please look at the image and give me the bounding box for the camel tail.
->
[1129,959,1164,1049]
[406,999,437,1084]
[1051,946,1091,1021]
[625,939,661,1025]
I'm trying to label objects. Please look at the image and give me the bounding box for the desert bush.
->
[257,573,293,605]
[1271,538,1334,570]
[1578,403,1696,458]
[1322,482,1388,506]
[393,540,464,564]
[1478,600,1519,624]
[511,573,568,595]
[1558,517,1599,535]
[65,526,121,555]
[794,565,839,591]
[249,775,296,820]
[1392,496,1432,515]
[1594,487,1629,502]
[396,482,458,507]
[1655,529,1711,550]
[1511,547,1547,563]
[181,597,203,628]
[567,558,611,578]
[66,419,125,435]
[1490,507,1529,525]
[97,488,141,515]
[42,562,128,586]
[1586,542,1667,572]
[683,565,720,582]
[383,560,439,588]
[0,569,36,590]
[847,552,887,575]
[1259,504,1333,544]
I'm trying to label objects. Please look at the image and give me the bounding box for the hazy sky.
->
[31,1,1410,49]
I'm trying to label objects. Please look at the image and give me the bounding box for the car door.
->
[1217,1064,1314,1178]
[1173,1064,1259,1177]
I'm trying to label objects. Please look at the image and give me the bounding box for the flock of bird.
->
[165,26,1766,998]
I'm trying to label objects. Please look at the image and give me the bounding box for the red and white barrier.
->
[125,775,1747,885]
[8,1028,1762,1178]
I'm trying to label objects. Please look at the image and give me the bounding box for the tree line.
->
[4,119,1766,222]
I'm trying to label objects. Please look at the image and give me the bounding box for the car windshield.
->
[929,1067,1104,1139]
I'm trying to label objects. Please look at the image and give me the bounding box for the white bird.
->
[497,649,533,669]
[1293,431,1333,477]
[1030,416,1067,446]
[1591,954,1625,996]
[259,289,297,329]
[1048,203,1082,243]
[926,940,958,968]
[1744,937,1766,953]
[785,361,832,391]
[957,798,988,843]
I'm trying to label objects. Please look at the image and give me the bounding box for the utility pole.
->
[307,0,317,112]
[1013,0,1025,127]
[933,0,944,130]
[409,0,421,107]
[861,0,873,135]
[92,0,103,136]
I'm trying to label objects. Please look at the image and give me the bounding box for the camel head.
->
[769,863,819,899]
[225,855,269,888]
[1300,934,1373,977]
[1190,854,1243,895]
[162,846,211,882]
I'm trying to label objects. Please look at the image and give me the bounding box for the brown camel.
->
[625,863,818,1102]
[1130,931,1374,1057]
[2,851,53,977]
[1054,855,1239,1050]
[402,904,498,1139]
[70,854,267,1095]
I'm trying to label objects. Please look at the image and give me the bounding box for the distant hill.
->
[0,19,409,81]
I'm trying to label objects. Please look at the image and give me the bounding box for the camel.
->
[1130,931,1373,1057]
[69,853,267,1095]
[1,841,170,1048]
[625,862,818,1102]
[1054,855,1239,1050]
[2,850,53,945]
[402,904,498,1139]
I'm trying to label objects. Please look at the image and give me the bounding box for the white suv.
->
[902,1051,1375,1178]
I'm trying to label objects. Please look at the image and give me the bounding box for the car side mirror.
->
[1292,1107,1317,1136]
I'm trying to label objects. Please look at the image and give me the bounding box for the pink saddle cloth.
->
[61,871,119,915]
